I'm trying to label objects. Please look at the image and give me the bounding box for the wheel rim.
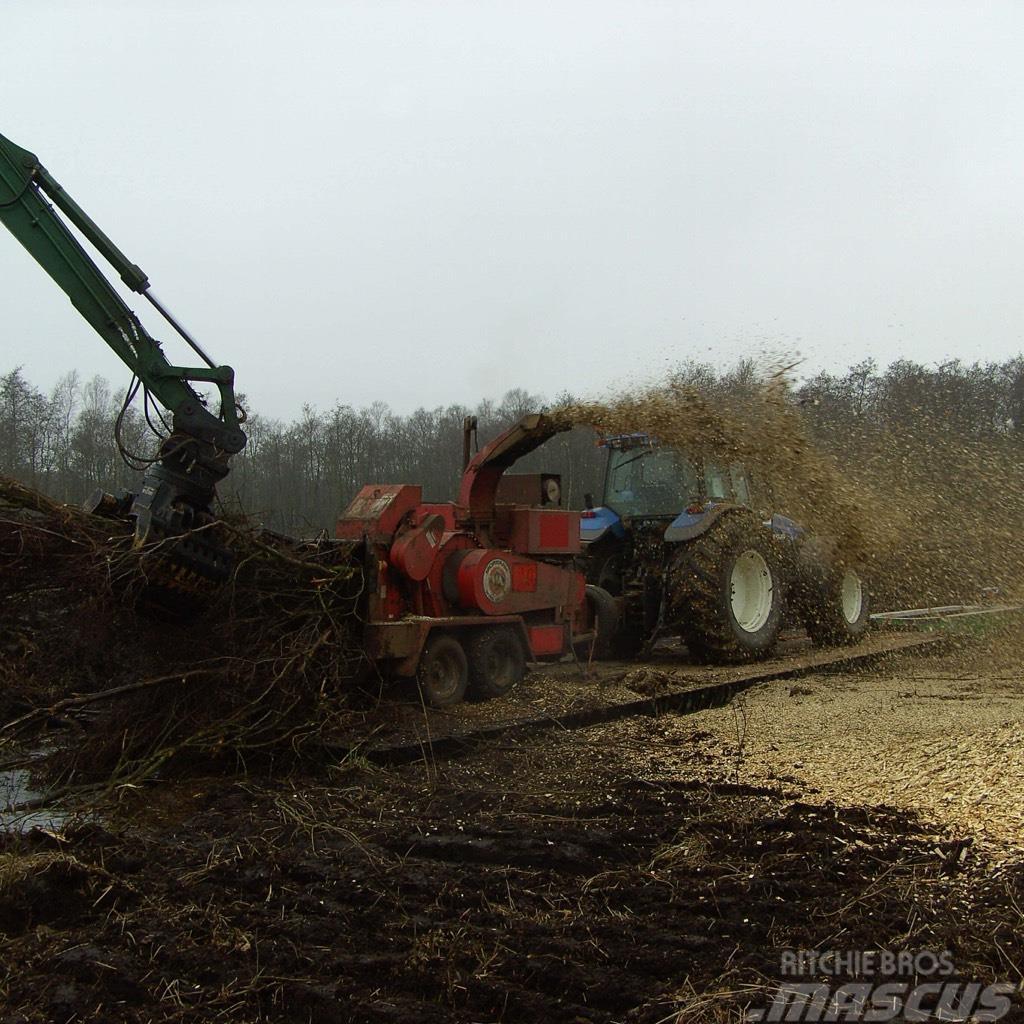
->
[730,550,774,633]
[840,569,863,624]
[422,650,461,701]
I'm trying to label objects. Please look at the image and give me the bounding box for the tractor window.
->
[730,464,752,505]
[704,463,730,500]
[604,448,699,516]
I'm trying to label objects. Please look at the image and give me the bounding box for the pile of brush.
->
[0,478,367,790]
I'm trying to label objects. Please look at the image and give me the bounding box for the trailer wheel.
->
[466,627,526,700]
[417,635,469,707]
[669,514,783,663]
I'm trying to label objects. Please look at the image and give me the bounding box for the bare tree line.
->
[0,368,605,533]
[2,356,1022,536]
[799,356,1024,441]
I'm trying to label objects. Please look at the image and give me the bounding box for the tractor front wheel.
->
[466,627,526,700]
[417,634,469,707]
[669,516,783,663]
[577,584,620,660]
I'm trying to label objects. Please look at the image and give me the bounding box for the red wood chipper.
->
[336,414,610,706]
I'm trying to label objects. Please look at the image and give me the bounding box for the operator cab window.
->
[605,447,699,516]
[730,464,752,505]
[703,463,730,501]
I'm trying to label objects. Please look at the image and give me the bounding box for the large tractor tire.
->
[669,515,784,663]
[795,542,871,646]
[417,634,469,708]
[466,626,526,700]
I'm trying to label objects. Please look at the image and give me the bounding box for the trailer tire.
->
[417,634,469,708]
[466,627,526,700]
[669,515,783,663]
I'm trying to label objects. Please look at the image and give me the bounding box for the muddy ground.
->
[2,642,1023,1023]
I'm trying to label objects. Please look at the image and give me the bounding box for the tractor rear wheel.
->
[669,515,783,663]
[417,634,469,707]
[466,627,526,700]
[799,559,871,646]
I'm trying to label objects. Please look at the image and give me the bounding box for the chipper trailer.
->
[336,414,609,706]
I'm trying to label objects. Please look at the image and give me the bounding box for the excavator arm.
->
[0,130,247,589]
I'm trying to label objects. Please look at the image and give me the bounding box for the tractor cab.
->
[605,443,699,518]
[581,434,756,546]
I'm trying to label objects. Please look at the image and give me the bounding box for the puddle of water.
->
[0,764,67,833]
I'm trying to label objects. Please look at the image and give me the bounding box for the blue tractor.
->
[580,434,871,662]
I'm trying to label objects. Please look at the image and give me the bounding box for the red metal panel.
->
[512,562,537,592]
[538,512,570,549]
[528,624,566,656]
[507,508,581,555]
[423,533,476,616]
[456,551,513,611]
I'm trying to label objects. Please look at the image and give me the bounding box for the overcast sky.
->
[3,1,1023,418]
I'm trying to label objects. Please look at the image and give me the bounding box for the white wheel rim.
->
[730,550,774,633]
[840,569,863,624]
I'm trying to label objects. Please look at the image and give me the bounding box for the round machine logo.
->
[481,557,512,603]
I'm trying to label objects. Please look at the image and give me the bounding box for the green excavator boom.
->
[0,130,247,592]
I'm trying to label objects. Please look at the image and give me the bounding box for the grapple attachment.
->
[87,437,236,608]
